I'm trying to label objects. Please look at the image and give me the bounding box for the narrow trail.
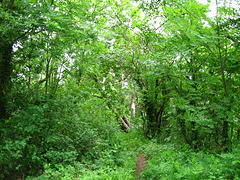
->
[136,154,147,180]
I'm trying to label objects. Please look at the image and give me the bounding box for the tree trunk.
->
[131,94,135,118]
[216,0,230,152]
[0,43,13,121]
[45,56,51,97]
[0,43,13,142]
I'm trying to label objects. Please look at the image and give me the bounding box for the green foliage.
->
[24,131,139,180]
[1,0,240,179]
[141,142,240,180]
[0,90,120,178]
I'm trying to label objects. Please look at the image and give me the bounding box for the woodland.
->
[0,0,240,179]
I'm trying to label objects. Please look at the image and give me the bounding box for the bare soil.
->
[136,154,147,180]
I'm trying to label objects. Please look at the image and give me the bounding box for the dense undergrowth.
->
[141,142,240,180]
[1,92,240,180]
[1,90,240,180]
[17,130,240,180]
[2,106,240,180]
[24,132,240,179]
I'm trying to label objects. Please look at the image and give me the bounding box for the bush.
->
[0,95,109,179]
[141,142,240,180]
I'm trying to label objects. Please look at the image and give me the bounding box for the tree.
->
[0,0,91,121]
[131,0,240,150]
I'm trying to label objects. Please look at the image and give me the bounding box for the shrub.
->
[141,143,240,180]
[0,95,104,179]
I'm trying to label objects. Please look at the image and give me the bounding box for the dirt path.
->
[136,154,147,180]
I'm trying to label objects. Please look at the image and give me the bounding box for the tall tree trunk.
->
[216,0,230,152]
[45,56,51,98]
[131,94,135,118]
[219,48,229,151]
[0,43,13,139]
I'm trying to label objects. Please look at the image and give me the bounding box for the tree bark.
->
[45,55,52,98]
[0,42,13,143]
[131,94,135,118]
[0,43,13,121]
